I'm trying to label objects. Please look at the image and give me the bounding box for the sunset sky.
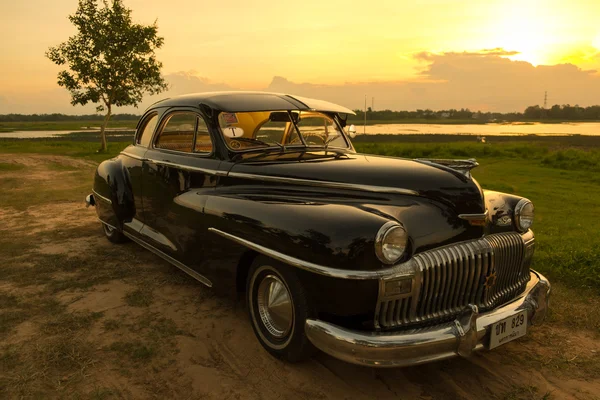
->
[1,0,599,113]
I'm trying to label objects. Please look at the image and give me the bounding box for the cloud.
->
[414,48,520,62]
[268,51,600,112]
[3,53,600,114]
[0,72,238,114]
[162,71,235,94]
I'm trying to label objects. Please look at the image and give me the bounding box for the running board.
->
[123,231,213,288]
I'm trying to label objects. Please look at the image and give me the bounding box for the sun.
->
[594,33,600,50]
[487,3,559,66]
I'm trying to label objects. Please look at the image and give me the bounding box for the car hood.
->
[229,151,485,214]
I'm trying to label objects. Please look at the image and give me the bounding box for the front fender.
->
[204,195,390,271]
[484,190,528,233]
[203,193,482,272]
[93,158,135,228]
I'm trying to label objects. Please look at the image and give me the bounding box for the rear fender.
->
[93,158,135,228]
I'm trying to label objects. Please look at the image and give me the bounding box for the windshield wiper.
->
[231,146,286,161]
[235,147,313,162]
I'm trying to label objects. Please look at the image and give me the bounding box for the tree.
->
[46,0,168,151]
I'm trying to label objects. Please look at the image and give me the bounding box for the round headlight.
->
[515,198,534,232]
[375,222,408,264]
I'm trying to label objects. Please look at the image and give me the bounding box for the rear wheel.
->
[102,222,127,244]
[246,256,315,362]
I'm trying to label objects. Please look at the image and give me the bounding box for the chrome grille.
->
[376,232,534,329]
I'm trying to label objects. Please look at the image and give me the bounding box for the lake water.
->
[0,128,131,139]
[1,122,599,138]
[351,122,600,136]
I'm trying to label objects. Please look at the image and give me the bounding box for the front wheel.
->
[102,222,127,244]
[246,256,315,362]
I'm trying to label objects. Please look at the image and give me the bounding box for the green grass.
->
[347,118,491,125]
[41,311,104,335]
[0,162,25,171]
[0,139,129,163]
[1,138,598,292]
[0,135,598,398]
[354,141,600,291]
[0,120,138,132]
[124,288,154,307]
[108,340,157,362]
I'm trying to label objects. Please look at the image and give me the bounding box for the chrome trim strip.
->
[208,227,389,280]
[121,151,226,177]
[97,218,118,231]
[120,151,147,161]
[123,231,213,287]
[139,224,178,252]
[150,159,227,176]
[227,172,420,196]
[458,209,489,220]
[92,189,112,205]
[305,270,550,367]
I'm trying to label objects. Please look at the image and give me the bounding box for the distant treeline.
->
[0,113,140,122]
[2,104,600,122]
[350,104,600,121]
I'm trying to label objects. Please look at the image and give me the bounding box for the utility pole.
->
[372,97,375,112]
[364,95,367,135]
[542,91,548,120]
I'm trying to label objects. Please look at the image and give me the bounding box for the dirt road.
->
[1,154,599,399]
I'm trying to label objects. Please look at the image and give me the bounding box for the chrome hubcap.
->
[256,274,293,338]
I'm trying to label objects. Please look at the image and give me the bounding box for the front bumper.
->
[305,270,550,367]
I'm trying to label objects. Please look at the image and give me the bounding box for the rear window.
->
[136,114,158,147]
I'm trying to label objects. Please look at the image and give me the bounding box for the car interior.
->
[218,110,348,150]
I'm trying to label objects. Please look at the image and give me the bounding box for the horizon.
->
[2,102,600,118]
[1,0,599,114]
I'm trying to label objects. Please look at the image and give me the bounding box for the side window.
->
[194,117,213,154]
[155,113,196,152]
[136,114,158,147]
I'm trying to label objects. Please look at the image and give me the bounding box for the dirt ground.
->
[1,154,599,400]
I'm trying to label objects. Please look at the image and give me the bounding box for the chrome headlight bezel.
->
[375,221,408,265]
[514,198,534,232]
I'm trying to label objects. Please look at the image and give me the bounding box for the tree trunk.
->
[99,105,112,152]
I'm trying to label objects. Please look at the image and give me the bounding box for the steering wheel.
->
[288,136,303,145]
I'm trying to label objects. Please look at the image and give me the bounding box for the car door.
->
[140,108,223,272]
[119,110,160,235]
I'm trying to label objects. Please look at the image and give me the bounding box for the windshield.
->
[218,110,349,151]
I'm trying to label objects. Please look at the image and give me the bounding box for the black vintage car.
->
[86,92,550,367]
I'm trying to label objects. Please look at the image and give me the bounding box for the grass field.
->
[0,120,138,132]
[1,135,599,399]
[1,136,599,291]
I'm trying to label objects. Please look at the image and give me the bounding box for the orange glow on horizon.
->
[1,0,599,113]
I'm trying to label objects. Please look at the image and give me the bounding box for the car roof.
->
[150,91,356,115]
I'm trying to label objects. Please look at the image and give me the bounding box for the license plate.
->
[489,310,527,349]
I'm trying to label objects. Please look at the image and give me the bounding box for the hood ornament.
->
[416,158,479,179]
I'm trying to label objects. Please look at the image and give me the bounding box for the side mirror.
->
[347,124,357,138]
